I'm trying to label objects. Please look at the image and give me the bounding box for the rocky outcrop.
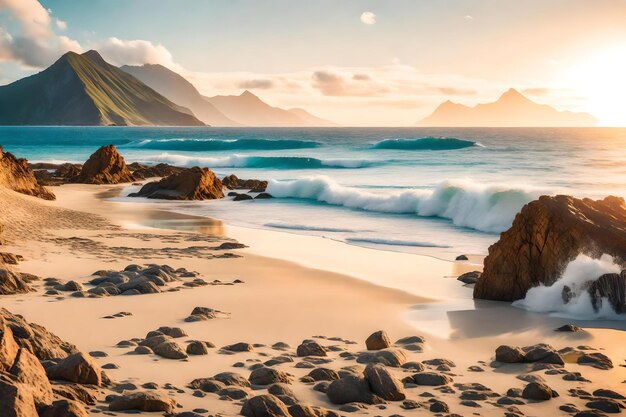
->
[0,269,37,295]
[71,145,135,184]
[222,174,267,192]
[0,147,55,200]
[587,271,626,314]
[130,163,185,180]
[474,195,626,301]
[129,167,224,200]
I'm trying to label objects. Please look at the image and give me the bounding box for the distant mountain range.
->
[417,88,597,127]
[122,63,336,127]
[0,50,204,126]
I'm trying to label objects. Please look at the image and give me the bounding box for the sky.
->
[1,0,626,126]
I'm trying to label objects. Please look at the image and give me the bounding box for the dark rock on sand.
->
[593,389,626,400]
[108,391,176,412]
[474,195,626,301]
[0,269,34,295]
[430,400,450,412]
[457,271,481,285]
[187,341,210,355]
[522,382,557,401]
[308,368,339,381]
[223,342,254,352]
[578,352,613,370]
[222,175,268,192]
[326,375,381,405]
[71,145,135,184]
[455,255,469,261]
[213,371,251,387]
[356,348,407,367]
[152,340,188,359]
[586,398,624,413]
[407,372,452,386]
[46,352,102,386]
[556,324,584,332]
[132,163,185,180]
[234,193,254,201]
[297,341,327,357]
[241,394,290,417]
[363,363,405,401]
[365,330,391,351]
[249,367,292,386]
[130,166,224,200]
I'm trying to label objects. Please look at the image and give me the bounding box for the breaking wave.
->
[513,254,625,320]
[346,237,450,248]
[126,138,322,151]
[265,223,357,233]
[370,137,479,150]
[141,153,381,169]
[266,176,547,233]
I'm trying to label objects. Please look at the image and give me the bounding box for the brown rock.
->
[0,269,33,295]
[296,341,327,357]
[130,166,224,200]
[0,146,55,200]
[51,383,97,405]
[326,375,381,405]
[0,374,38,417]
[46,352,102,386]
[365,330,391,351]
[132,163,185,180]
[9,348,53,405]
[39,399,88,417]
[54,163,82,180]
[363,363,405,401]
[0,317,19,370]
[241,394,290,417]
[108,391,176,412]
[71,145,135,184]
[475,195,626,301]
[587,271,626,314]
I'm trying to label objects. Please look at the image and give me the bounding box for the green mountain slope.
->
[0,50,204,126]
[121,63,237,126]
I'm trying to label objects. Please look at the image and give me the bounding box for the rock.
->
[365,330,391,351]
[0,269,33,295]
[223,342,254,352]
[51,383,97,405]
[0,317,19,370]
[356,348,407,367]
[308,368,339,381]
[249,367,292,386]
[457,271,481,284]
[455,255,469,261]
[578,352,613,370]
[556,324,583,332]
[326,375,381,405]
[296,341,327,357]
[0,253,23,265]
[130,167,224,200]
[255,193,273,199]
[186,341,209,355]
[108,391,176,412]
[430,400,449,412]
[234,193,254,201]
[213,372,251,387]
[288,404,338,417]
[71,145,135,184]
[132,163,185,180]
[408,372,452,386]
[188,378,225,393]
[156,326,187,338]
[241,394,290,417]
[522,382,556,401]
[216,242,247,250]
[0,146,55,200]
[39,399,88,417]
[574,411,610,417]
[363,363,405,401]
[152,340,188,360]
[587,271,626,314]
[10,348,53,405]
[54,163,82,180]
[523,344,564,365]
[222,175,268,192]
[46,352,102,386]
[593,389,626,400]
[0,375,39,417]
[474,195,626,301]
[495,345,525,363]
[586,399,624,413]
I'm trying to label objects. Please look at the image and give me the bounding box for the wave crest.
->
[371,137,479,150]
[266,176,547,233]
[125,138,322,151]
[141,153,380,169]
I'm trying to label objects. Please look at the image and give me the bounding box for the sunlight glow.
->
[563,46,626,126]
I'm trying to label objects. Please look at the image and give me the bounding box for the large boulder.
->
[0,147,55,200]
[365,330,391,351]
[131,163,185,180]
[0,316,19,370]
[475,195,626,301]
[0,375,38,417]
[71,145,135,184]
[587,271,626,314]
[9,348,53,405]
[326,375,381,405]
[108,391,176,412]
[241,394,290,417]
[0,270,34,295]
[46,352,102,386]
[363,363,405,401]
[129,166,224,200]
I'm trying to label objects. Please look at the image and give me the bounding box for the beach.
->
[1,182,624,416]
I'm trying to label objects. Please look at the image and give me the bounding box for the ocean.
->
[2,126,625,260]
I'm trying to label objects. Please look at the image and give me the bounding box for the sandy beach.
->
[0,183,623,416]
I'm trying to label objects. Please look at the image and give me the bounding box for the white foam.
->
[513,254,624,320]
[267,176,547,233]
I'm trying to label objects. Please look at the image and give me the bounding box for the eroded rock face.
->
[129,167,224,200]
[475,195,626,301]
[131,163,185,180]
[71,145,135,184]
[0,269,34,295]
[0,147,55,200]
[46,352,102,386]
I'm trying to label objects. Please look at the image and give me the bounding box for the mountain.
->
[120,63,237,126]
[204,90,336,127]
[0,50,204,126]
[417,88,598,127]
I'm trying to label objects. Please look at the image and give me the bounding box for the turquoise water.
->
[2,126,625,258]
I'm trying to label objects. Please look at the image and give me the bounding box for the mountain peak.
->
[240,90,257,98]
[81,50,108,67]
[498,88,527,102]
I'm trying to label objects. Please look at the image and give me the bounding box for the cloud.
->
[360,11,376,25]
[95,37,178,68]
[352,73,371,81]
[312,69,390,96]
[0,0,81,67]
[238,79,274,89]
[55,19,67,31]
[464,15,474,21]
[523,87,550,96]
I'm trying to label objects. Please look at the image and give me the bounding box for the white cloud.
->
[360,11,376,25]
[55,18,67,31]
[94,37,180,69]
[464,15,473,21]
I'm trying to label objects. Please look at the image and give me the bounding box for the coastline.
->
[1,184,625,416]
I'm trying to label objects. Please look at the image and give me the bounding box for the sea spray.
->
[513,254,624,319]
[141,153,381,169]
[266,176,545,233]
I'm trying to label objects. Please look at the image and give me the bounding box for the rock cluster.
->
[495,343,564,365]
[128,162,185,179]
[0,309,102,416]
[0,269,38,295]
[71,145,135,184]
[475,195,626,301]
[0,146,55,200]
[130,166,224,200]
[222,174,268,192]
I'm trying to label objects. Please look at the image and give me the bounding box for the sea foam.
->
[266,176,545,233]
[126,138,321,151]
[513,254,624,320]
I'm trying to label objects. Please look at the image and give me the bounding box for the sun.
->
[562,46,626,126]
